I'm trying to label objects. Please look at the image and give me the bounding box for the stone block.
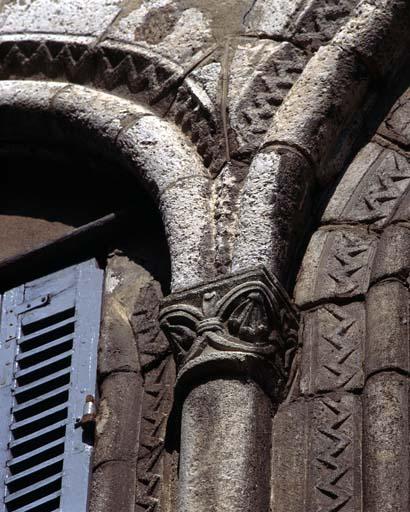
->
[93,372,143,468]
[322,143,410,228]
[179,378,272,512]
[89,460,136,512]
[233,148,314,283]
[295,228,377,306]
[159,175,214,290]
[0,0,122,38]
[308,393,362,512]
[333,0,410,79]
[366,280,409,375]
[229,40,307,152]
[363,372,409,512]
[300,303,365,395]
[271,400,308,512]
[99,256,156,376]
[371,223,410,282]
[272,394,362,512]
[106,2,213,64]
[378,86,410,147]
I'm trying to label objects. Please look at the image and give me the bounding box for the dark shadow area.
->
[0,142,171,293]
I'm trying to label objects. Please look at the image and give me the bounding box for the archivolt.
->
[0,80,213,291]
[0,34,223,174]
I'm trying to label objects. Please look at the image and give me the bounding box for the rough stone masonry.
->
[0,0,409,511]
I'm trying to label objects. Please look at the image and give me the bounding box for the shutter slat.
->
[0,260,103,512]
[16,334,74,362]
[10,404,68,431]
[14,351,73,380]
[21,299,75,327]
[18,317,76,345]
[5,474,62,503]
[5,455,64,485]
[12,368,71,396]
[7,439,64,468]
[9,420,67,450]
[9,490,61,512]
[12,385,70,414]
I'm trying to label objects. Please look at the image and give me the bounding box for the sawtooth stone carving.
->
[160,267,299,400]
[0,37,222,174]
[300,303,365,395]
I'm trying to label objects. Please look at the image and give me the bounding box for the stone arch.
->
[0,35,224,174]
[0,80,213,291]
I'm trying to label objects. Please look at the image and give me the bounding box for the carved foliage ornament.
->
[159,267,299,399]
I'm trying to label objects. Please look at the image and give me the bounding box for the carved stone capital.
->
[160,267,299,399]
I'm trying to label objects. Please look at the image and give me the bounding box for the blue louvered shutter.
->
[0,259,104,512]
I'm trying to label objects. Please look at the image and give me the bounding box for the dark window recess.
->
[0,260,103,512]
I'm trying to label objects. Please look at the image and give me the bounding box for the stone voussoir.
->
[363,371,410,512]
[370,222,410,283]
[300,302,365,395]
[295,227,377,307]
[366,279,409,376]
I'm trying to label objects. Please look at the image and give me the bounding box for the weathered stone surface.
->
[160,175,214,290]
[94,372,143,468]
[300,303,365,395]
[229,40,307,153]
[106,1,214,65]
[99,256,154,376]
[378,87,410,148]
[309,393,362,512]
[244,0,357,51]
[179,378,272,512]
[233,148,314,283]
[290,0,359,52]
[322,143,410,227]
[0,0,122,38]
[333,0,410,79]
[295,228,377,307]
[90,461,137,512]
[130,275,175,512]
[264,43,369,180]
[243,0,305,37]
[371,223,410,282]
[366,280,409,375]
[272,394,362,512]
[363,372,409,512]
[391,188,410,222]
[271,400,308,512]
[117,113,208,198]
[213,161,248,274]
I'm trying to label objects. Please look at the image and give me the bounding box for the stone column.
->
[160,267,298,512]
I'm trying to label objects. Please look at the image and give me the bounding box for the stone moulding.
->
[0,34,222,174]
[160,266,299,400]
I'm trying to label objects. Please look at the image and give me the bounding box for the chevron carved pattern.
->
[311,395,361,512]
[350,149,410,226]
[132,281,175,512]
[301,303,364,394]
[136,357,174,512]
[0,37,221,173]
